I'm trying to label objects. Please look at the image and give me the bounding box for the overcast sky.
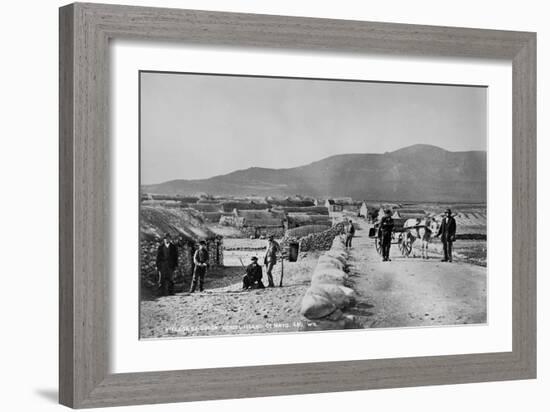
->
[140,72,486,184]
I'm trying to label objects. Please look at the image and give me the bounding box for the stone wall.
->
[241,226,285,239]
[282,222,345,252]
[299,235,358,328]
[140,237,223,292]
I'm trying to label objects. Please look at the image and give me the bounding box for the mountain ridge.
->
[143,144,487,202]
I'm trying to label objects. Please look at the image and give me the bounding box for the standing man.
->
[156,233,178,296]
[378,209,394,262]
[264,235,281,287]
[436,208,457,262]
[189,240,209,293]
[242,256,265,290]
[345,219,355,249]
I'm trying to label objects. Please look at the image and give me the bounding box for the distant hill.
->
[142,144,487,202]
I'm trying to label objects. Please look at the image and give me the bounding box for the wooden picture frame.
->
[59,2,536,408]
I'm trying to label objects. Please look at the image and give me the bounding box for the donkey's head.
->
[427,217,440,234]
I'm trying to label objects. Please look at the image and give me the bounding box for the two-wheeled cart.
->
[368,218,412,257]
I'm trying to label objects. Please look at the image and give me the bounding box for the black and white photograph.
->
[139,71,487,339]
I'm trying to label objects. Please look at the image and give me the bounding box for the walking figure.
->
[345,219,355,249]
[378,209,394,262]
[189,241,209,292]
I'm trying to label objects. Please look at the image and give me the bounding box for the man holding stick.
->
[264,235,281,287]
[189,240,209,293]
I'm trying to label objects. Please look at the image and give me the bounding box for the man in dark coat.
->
[378,209,394,262]
[436,208,457,262]
[156,233,178,296]
[345,219,355,249]
[189,240,209,292]
[242,256,265,290]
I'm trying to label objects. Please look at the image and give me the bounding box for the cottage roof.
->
[236,210,284,227]
[273,206,329,215]
[395,208,426,214]
[287,214,331,226]
[220,201,269,212]
[140,206,218,242]
[266,197,315,207]
[188,203,222,212]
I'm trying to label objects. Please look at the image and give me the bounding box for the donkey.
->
[402,217,440,259]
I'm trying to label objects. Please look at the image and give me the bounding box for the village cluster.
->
[141,193,487,299]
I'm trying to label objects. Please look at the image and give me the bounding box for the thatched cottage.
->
[266,196,315,208]
[140,206,223,291]
[188,203,223,213]
[233,209,285,238]
[220,201,269,213]
[273,206,329,215]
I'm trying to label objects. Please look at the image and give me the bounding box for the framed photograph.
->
[59,3,536,408]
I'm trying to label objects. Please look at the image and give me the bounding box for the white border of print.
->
[110,40,512,374]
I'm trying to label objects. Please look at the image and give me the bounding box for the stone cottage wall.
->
[241,226,285,239]
[282,222,346,252]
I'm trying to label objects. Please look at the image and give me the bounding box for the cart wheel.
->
[375,238,382,255]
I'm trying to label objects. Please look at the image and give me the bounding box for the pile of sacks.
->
[300,235,356,322]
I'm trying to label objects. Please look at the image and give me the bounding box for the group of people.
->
[242,235,281,290]
[155,235,210,296]
[154,233,282,296]
[345,208,458,263]
[155,208,458,296]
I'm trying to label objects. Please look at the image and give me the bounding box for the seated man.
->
[242,256,265,290]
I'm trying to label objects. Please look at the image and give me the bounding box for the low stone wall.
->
[299,236,357,327]
[283,222,345,252]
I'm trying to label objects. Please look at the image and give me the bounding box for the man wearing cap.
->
[378,209,394,262]
[345,219,355,249]
[436,208,457,262]
[189,240,209,292]
[242,256,265,290]
[156,233,178,296]
[264,235,281,287]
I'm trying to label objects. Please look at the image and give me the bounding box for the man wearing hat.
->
[345,219,355,249]
[156,233,178,296]
[378,209,394,262]
[264,235,281,287]
[242,256,265,290]
[436,208,457,262]
[189,240,209,292]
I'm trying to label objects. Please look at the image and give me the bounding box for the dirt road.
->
[346,219,487,328]
[140,251,321,338]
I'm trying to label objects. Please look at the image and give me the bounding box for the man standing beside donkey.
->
[436,208,457,262]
